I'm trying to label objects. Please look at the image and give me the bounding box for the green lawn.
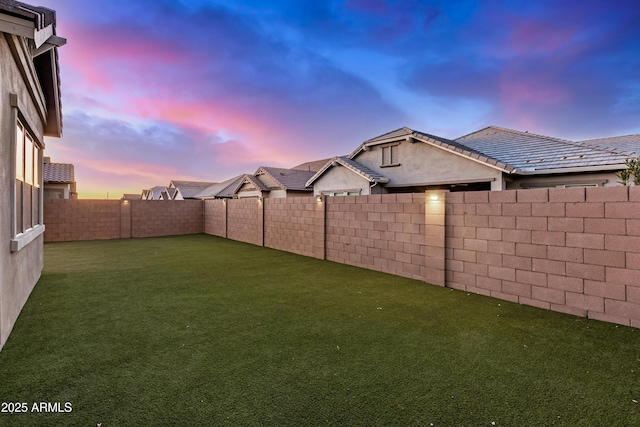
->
[0,235,638,426]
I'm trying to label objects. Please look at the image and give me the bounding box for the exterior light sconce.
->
[122,200,129,204]
[429,194,439,201]
[316,195,323,202]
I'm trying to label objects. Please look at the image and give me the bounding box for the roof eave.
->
[515,164,626,175]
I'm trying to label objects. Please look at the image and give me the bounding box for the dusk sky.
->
[43,0,640,199]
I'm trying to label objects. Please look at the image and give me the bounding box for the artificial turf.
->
[0,234,638,426]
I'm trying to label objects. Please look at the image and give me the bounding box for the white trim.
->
[10,224,45,252]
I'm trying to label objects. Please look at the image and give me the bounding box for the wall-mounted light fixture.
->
[122,200,129,205]
[316,195,323,202]
[429,194,439,201]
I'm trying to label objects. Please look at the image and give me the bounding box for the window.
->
[13,118,43,244]
[381,144,399,166]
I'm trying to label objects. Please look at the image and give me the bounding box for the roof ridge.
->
[363,126,414,143]
[486,125,574,143]
[580,133,640,142]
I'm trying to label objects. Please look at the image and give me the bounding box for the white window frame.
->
[10,93,45,252]
[381,143,400,167]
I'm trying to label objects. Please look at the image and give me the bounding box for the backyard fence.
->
[44,187,640,328]
[43,199,203,241]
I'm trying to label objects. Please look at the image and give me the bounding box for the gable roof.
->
[195,175,244,199]
[256,166,315,192]
[456,126,633,173]
[169,180,217,198]
[579,134,640,157]
[238,174,270,193]
[43,161,74,183]
[306,156,389,187]
[350,126,514,173]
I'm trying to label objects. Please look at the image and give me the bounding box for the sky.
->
[42,0,640,199]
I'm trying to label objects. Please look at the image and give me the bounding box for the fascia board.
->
[0,14,34,39]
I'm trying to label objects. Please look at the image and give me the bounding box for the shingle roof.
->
[455,126,632,172]
[43,162,74,183]
[306,157,389,187]
[580,134,640,157]
[258,166,315,191]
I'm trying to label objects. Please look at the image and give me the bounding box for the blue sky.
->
[43,0,640,198]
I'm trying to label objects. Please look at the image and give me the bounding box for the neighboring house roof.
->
[195,175,244,199]
[237,174,270,193]
[160,188,177,200]
[43,161,74,184]
[0,0,66,137]
[291,158,333,172]
[147,186,165,200]
[351,126,514,173]
[169,180,217,198]
[256,166,315,191]
[307,156,389,187]
[456,126,633,173]
[580,134,640,157]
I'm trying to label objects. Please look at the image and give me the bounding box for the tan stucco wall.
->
[354,139,503,186]
[312,165,372,196]
[508,171,624,190]
[0,33,48,351]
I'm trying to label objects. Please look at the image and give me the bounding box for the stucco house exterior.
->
[307,126,638,196]
[0,0,65,351]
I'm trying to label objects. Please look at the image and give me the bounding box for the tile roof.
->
[410,128,513,172]
[580,134,640,157]
[291,158,332,172]
[195,175,244,199]
[306,156,389,187]
[43,162,74,183]
[455,126,632,172]
[241,174,270,192]
[1,0,65,137]
[170,180,217,198]
[258,166,315,191]
[0,0,56,29]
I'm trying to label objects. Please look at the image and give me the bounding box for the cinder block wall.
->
[325,193,445,284]
[226,198,263,246]
[44,199,203,242]
[131,200,203,238]
[44,199,121,241]
[264,197,325,259]
[204,199,226,237]
[446,186,640,327]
